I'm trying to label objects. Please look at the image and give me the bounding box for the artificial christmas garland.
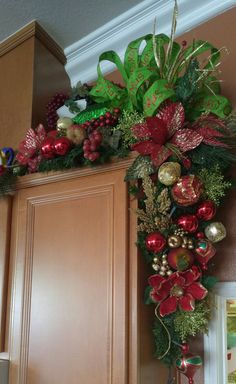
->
[1,4,236,383]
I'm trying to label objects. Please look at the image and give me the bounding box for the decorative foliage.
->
[198,165,232,205]
[136,175,171,233]
[174,299,211,341]
[113,110,145,148]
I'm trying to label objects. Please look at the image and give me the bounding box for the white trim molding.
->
[65,0,236,85]
[204,282,236,384]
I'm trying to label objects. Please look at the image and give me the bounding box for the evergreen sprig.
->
[174,299,211,341]
[198,165,232,205]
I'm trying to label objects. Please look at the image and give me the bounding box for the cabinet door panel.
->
[8,169,128,384]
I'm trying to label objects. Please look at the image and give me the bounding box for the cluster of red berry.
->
[82,109,120,161]
[46,93,68,129]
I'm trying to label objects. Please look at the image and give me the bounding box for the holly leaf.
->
[125,155,155,181]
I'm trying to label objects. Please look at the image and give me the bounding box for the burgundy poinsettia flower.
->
[148,266,207,317]
[131,102,228,167]
[131,102,202,167]
[16,124,47,173]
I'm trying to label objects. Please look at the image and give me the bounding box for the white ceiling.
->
[0,0,146,48]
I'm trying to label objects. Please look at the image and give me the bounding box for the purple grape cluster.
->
[46,93,68,129]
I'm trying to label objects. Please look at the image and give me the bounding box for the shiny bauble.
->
[195,239,216,267]
[56,117,73,134]
[167,247,194,271]
[177,214,198,233]
[196,232,205,239]
[158,162,181,186]
[205,222,226,243]
[167,235,182,248]
[172,175,202,206]
[54,137,71,156]
[67,125,86,145]
[176,353,202,384]
[41,137,55,159]
[145,232,166,253]
[196,200,216,221]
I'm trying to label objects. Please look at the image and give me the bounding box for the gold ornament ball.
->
[168,235,182,248]
[158,162,181,186]
[205,222,227,243]
[57,117,73,133]
[67,125,86,145]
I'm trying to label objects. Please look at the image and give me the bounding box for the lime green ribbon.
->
[89,33,231,118]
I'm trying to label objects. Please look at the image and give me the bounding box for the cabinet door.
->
[7,168,128,384]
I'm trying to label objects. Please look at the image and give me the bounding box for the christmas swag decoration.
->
[1,2,236,383]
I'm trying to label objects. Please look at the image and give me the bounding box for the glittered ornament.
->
[54,137,71,156]
[196,200,216,221]
[195,239,216,268]
[205,222,226,243]
[176,353,203,384]
[177,214,198,233]
[66,125,86,145]
[41,137,55,159]
[167,247,194,271]
[56,117,73,134]
[167,235,182,248]
[172,175,202,206]
[158,162,181,186]
[145,232,166,253]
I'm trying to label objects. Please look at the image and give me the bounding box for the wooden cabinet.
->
[3,159,168,384]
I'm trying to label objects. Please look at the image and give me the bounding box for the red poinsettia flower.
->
[131,102,202,166]
[131,102,228,167]
[148,266,207,317]
[16,124,47,173]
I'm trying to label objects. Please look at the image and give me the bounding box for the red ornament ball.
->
[167,247,194,271]
[172,175,202,206]
[54,137,71,156]
[41,137,55,159]
[145,232,166,253]
[196,232,205,239]
[177,214,198,233]
[196,200,216,221]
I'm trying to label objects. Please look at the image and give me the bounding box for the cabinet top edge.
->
[0,21,66,64]
[14,154,137,190]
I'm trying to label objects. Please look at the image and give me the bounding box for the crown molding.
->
[65,0,236,85]
[0,21,66,64]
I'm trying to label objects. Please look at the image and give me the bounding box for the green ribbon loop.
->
[127,67,156,107]
[124,34,152,76]
[97,51,128,85]
[143,79,175,116]
[193,94,232,118]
